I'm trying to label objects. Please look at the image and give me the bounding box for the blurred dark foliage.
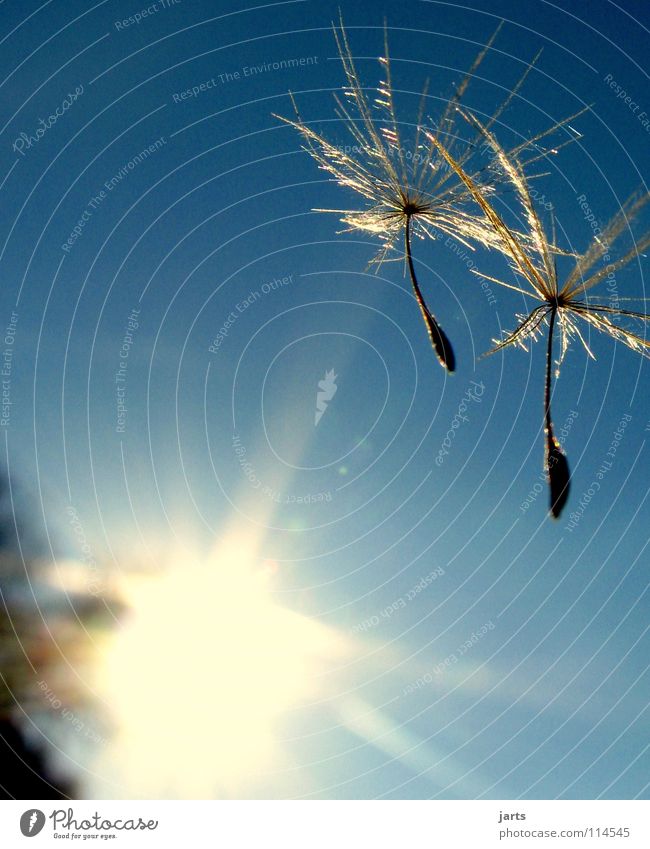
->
[0,470,75,799]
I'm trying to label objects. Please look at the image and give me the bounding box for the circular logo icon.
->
[20,810,46,837]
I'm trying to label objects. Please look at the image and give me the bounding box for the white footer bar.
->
[0,800,647,848]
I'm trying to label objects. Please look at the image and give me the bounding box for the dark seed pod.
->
[425,312,456,372]
[546,436,570,519]
[405,218,456,373]
[422,309,456,373]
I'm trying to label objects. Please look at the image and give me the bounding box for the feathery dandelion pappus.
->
[274,18,574,373]
[427,112,650,518]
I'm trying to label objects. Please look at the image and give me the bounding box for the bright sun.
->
[96,530,344,798]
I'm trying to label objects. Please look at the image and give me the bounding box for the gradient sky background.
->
[1,0,649,800]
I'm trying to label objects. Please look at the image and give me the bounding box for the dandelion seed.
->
[427,113,650,518]
[274,17,575,372]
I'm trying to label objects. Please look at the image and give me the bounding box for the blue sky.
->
[1,0,649,799]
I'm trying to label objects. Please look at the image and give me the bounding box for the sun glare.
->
[96,531,345,798]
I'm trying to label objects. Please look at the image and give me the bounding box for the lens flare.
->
[95,531,346,798]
